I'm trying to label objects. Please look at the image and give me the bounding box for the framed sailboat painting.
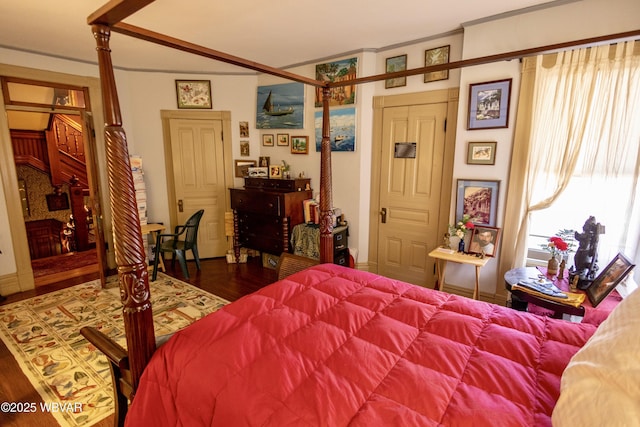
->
[256,83,304,129]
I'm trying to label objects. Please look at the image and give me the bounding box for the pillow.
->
[552,287,640,425]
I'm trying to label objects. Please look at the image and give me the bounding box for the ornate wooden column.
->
[319,86,334,264]
[92,24,155,388]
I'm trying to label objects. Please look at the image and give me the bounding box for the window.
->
[525,41,640,275]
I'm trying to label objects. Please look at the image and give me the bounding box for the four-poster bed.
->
[80,1,640,425]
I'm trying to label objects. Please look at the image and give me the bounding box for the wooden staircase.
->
[13,113,93,253]
[11,114,88,188]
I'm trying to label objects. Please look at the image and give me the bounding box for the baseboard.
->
[0,273,21,296]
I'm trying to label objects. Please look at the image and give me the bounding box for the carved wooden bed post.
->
[92,24,156,389]
[319,86,334,264]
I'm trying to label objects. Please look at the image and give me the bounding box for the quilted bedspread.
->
[126,264,597,426]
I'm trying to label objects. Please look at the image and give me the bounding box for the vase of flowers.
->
[542,236,569,276]
[449,214,475,253]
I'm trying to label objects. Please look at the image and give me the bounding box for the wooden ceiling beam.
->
[88,0,155,26]
[329,29,640,88]
[111,22,325,88]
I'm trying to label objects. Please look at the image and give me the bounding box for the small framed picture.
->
[277,133,290,146]
[385,54,407,89]
[234,159,257,178]
[240,141,250,156]
[258,156,270,168]
[262,134,274,146]
[586,253,635,307]
[248,167,268,178]
[269,165,282,179]
[424,45,450,83]
[467,141,497,165]
[291,136,309,154]
[239,121,249,137]
[468,226,501,257]
[456,179,500,227]
[175,80,212,109]
[467,79,512,130]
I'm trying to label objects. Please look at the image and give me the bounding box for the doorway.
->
[0,70,109,291]
[368,89,459,288]
[161,110,234,259]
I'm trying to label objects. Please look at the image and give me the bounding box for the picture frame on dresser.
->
[234,159,257,178]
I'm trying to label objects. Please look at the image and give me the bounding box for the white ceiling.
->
[0,0,563,74]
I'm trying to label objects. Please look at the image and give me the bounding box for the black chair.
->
[152,209,204,281]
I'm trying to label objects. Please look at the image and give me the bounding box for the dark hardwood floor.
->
[0,256,277,427]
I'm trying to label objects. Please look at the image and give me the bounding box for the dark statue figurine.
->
[569,216,605,290]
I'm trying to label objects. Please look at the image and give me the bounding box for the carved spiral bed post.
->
[319,86,334,263]
[92,24,156,389]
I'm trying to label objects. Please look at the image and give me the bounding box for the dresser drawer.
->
[237,212,284,237]
[333,226,348,253]
[241,235,284,254]
[230,189,281,216]
[245,177,310,192]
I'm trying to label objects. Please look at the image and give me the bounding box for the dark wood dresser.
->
[230,177,312,261]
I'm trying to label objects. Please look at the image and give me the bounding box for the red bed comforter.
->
[126,264,596,426]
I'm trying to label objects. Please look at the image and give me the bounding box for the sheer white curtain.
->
[503,41,640,281]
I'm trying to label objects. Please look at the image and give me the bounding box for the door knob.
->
[178,199,184,212]
[380,207,387,224]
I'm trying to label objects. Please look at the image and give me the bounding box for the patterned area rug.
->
[0,273,229,426]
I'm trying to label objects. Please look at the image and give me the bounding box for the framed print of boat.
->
[256,83,304,129]
[314,107,356,152]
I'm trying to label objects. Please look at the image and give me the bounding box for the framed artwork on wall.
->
[467,141,497,165]
[424,45,450,83]
[385,54,407,89]
[262,134,274,146]
[291,136,308,154]
[256,82,304,129]
[314,107,356,152]
[456,179,500,227]
[314,57,358,107]
[277,133,290,146]
[467,79,512,130]
[175,80,212,109]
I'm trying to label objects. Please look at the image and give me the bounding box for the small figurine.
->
[442,232,451,249]
[558,259,566,280]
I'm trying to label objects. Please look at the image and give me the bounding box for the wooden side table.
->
[141,223,166,274]
[428,248,489,299]
[504,266,622,325]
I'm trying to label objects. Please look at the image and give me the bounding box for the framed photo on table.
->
[468,226,501,257]
[467,79,512,130]
[456,179,500,226]
[586,253,635,307]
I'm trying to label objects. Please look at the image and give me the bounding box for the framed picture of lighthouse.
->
[256,83,304,129]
